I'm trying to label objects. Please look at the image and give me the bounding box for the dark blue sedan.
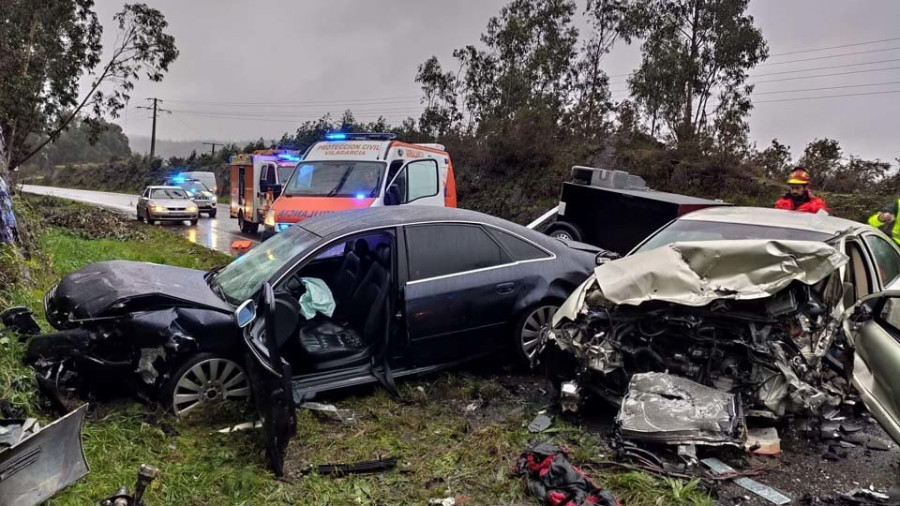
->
[216,206,596,473]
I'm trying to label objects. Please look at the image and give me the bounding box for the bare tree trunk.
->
[681,0,701,143]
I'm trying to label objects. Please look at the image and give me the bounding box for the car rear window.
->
[486,228,550,261]
[635,219,833,253]
[406,224,511,281]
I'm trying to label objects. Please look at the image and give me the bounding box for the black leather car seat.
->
[297,243,391,369]
[331,238,368,308]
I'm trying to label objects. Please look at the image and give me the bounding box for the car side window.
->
[389,160,438,205]
[485,228,551,261]
[406,224,511,281]
[878,297,900,335]
[864,235,900,286]
[406,160,438,202]
[845,240,873,301]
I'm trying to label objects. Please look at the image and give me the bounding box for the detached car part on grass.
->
[541,240,854,436]
[0,405,89,506]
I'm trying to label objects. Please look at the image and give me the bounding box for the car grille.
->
[168,207,186,211]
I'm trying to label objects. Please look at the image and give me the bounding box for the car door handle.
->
[495,282,516,295]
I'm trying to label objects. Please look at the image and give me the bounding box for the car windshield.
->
[277,165,295,183]
[283,161,384,198]
[175,181,210,194]
[210,226,321,303]
[150,188,188,199]
[634,219,834,253]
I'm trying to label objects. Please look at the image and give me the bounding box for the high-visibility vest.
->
[868,200,900,245]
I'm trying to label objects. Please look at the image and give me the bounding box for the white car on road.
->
[136,186,199,225]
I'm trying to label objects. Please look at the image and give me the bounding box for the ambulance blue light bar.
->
[323,132,397,141]
[276,153,301,162]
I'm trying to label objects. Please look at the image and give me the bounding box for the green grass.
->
[0,196,712,505]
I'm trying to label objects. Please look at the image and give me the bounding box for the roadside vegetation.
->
[0,195,712,505]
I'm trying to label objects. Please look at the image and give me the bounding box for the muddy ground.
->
[313,370,900,505]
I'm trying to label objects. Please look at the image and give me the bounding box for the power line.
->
[605,40,900,80]
[160,95,421,106]
[751,57,900,77]
[752,80,900,96]
[756,46,900,67]
[753,89,900,104]
[751,65,900,85]
[767,37,900,57]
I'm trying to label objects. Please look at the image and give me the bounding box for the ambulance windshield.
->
[283,161,385,198]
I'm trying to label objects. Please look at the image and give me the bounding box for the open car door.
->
[848,290,900,445]
[242,283,297,476]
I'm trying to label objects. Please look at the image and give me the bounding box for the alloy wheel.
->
[172,357,251,416]
[521,305,558,360]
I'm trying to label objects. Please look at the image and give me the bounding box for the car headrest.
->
[374,243,391,266]
[353,238,370,257]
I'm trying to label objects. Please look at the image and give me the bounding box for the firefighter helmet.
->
[787,168,811,185]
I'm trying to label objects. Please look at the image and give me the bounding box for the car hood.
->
[50,260,231,321]
[554,239,848,325]
[151,198,193,207]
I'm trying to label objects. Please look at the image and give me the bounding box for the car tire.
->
[209,209,217,218]
[512,303,560,366]
[136,208,143,222]
[163,353,252,416]
[238,211,258,233]
[190,219,198,226]
[145,209,154,225]
[547,222,582,243]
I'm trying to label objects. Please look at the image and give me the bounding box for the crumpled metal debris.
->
[617,373,745,446]
[136,348,165,385]
[300,402,355,425]
[702,457,790,505]
[527,413,553,433]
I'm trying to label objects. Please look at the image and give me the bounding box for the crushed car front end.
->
[539,240,855,437]
[19,260,241,407]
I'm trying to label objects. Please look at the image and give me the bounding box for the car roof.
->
[679,206,869,236]
[298,206,562,248]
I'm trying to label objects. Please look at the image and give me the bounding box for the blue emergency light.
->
[325,133,348,141]
[277,223,291,232]
[171,175,186,184]
[355,193,366,200]
[276,153,301,162]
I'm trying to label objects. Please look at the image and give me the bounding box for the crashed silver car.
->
[540,206,900,448]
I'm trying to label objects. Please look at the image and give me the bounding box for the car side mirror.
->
[235,300,256,328]
[595,249,621,265]
[270,184,283,198]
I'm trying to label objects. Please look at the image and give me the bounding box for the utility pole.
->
[137,98,171,160]
[202,142,222,155]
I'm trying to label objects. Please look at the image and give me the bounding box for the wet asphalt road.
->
[21,185,258,255]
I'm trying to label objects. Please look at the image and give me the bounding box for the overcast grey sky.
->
[92,0,900,163]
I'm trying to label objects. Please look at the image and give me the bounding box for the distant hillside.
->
[129,136,272,159]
